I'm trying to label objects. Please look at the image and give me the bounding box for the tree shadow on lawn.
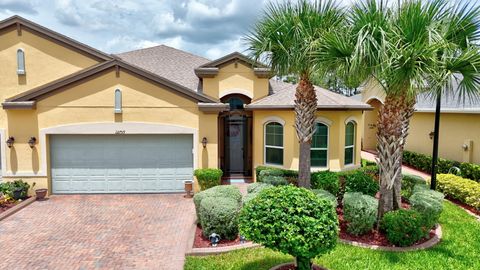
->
[383,239,465,264]
[239,255,292,270]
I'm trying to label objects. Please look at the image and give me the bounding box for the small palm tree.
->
[245,0,344,187]
[321,0,480,219]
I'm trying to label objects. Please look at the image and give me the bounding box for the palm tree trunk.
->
[376,95,409,220]
[295,76,317,188]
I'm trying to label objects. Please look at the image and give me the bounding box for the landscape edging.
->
[186,242,261,256]
[0,196,36,221]
[339,224,442,252]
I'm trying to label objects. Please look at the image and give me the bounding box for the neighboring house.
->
[0,16,371,194]
[355,80,480,164]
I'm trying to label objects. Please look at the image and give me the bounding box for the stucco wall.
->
[3,70,218,192]
[202,62,269,101]
[405,112,480,164]
[362,99,382,150]
[252,110,363,174]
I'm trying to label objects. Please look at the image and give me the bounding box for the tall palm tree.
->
[245,0,344,188]
[320,0,480,219]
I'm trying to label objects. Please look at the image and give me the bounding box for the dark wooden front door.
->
[219,95,253,177]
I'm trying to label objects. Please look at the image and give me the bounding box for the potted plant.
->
[184,180,193,198]
[11,180,31,200]
[35,185,48,200]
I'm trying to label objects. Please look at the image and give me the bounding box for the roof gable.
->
[3,59,217,109]
[0,15,112,62]
[195,52,271,79]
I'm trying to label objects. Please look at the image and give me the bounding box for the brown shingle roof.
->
[248,80,372,110]
[116,45,210,91]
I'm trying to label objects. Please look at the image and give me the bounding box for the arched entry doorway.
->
[219,94,253,178]
[362,98,382,151]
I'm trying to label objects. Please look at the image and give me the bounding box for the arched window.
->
[227,97,244,110]
[264,122,283,165]
[311,122,329,167]
[345,121,356,165]
[114,89,122,113]
[17,49,25,75]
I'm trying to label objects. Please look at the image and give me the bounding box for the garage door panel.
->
[51,134,193,194]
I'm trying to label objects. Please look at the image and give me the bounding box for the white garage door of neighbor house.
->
[50,134,193,194]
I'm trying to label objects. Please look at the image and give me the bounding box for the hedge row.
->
[437,174,480,210]
[403,150,480,182]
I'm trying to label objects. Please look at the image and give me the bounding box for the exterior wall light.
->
[429,131,434,140]
[240,235,246,244]
[28,137,37,148]
[209,233,220,247]
[202,137,208,148]
[6,136,14,148]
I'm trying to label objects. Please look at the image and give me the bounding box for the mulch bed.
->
[338,199,436,247]
[446,197,480,216]
[193,225,243,248]
[274,263,326,270]
[0,200,19,214]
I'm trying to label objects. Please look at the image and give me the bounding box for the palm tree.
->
[320,0,480,219]
[245,0,344,188]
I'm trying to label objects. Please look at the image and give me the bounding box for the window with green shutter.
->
[311,122,328,167]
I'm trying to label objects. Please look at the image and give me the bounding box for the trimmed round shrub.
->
[261,175,289,186]
[194,168,223,190]
[246,182,273,194]
[381,209,424,247]
[402,174,427,198]
[410,189,444,233]
[193,185,242,223]
[311,171,339,195]
[199,197,240,240]
[258,169,284,182]
[342,192,378,236]
[312,189,337,208]
[239,186,338,269]
[344,170,379,197]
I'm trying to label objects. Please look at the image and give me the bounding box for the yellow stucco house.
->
[357,80,480,164]
[0,16,371,194]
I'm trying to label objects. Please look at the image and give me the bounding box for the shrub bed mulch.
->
[273,263,326,270]
[0,200,19,213]
[337,199,436,247]
[447,197,480,216]
[193,225,244,248]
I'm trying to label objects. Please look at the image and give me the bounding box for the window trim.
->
[311,121,330,169]
[344,120,356,166]
[114,89,122,114]
[263,121,284,167]
[17,48,26,75]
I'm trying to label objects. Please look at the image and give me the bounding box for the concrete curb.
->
[462,207,480,221]
[339,224,442,252]
[186,242,261,256]
[0,196,36,222]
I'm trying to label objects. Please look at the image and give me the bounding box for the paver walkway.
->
[0,194,195,270]
[362,151,430,179]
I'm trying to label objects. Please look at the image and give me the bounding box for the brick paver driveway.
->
[0,194,196,270]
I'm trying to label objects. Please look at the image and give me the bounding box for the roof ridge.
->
[117,44,211,61]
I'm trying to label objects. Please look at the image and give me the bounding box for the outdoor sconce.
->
[462,144,469,151]
[28,137,37,148]
[429,131,435,140]
[6,136,14,148]
[209,233,220,247]
[202,137,208,148]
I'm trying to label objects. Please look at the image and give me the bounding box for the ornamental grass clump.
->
[342,192,378,236]
[239,186,338,270]
[199,197,240,240]
[194,168,223,190]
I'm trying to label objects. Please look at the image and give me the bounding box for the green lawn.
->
[185,201,480,270]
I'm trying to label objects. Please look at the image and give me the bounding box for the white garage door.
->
[50,134,193,193]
